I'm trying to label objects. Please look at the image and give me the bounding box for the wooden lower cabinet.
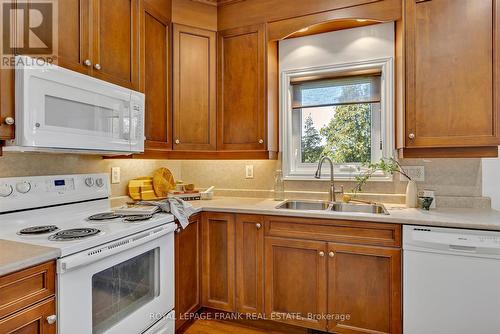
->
[264,237,328,331]
[0,261,56,334]
[198,213,402,333]
[327,243,401,334]
[201,212,236,311]
[0,297,56,334]
[175,214,202,331]
[235,214,264,314]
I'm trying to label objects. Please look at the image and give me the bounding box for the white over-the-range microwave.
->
[5,56,145,154]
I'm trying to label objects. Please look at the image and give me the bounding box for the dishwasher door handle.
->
[449,244,477,252]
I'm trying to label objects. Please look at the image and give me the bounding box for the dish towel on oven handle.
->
[136,198,196,229]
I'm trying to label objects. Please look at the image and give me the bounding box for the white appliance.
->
[0,174,175,334]
[5,56,145,154]
[403,225,500,334]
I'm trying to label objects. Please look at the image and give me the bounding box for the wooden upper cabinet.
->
[404,0,500,149]
[57,0,90,74]
[143,3,172,151]
[91,0,140,89]
[201,212,235,311]
[218,24,267,151]
[173,24,217,151]
[327,243,401,334]
[265,237,328,331]
[175,214,201,331]
[235,214,264,314]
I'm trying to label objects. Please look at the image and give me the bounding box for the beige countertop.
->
[189,197,500,231]
[0,240,60,276]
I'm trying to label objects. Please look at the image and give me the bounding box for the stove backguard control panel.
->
[0,174,110,213]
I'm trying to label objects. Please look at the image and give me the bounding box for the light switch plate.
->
[111,167,121,184]
[400,166,425,182]
[245,165,254,179]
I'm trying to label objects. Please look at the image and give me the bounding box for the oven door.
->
[57,225,174,334]
[14,56,145,153]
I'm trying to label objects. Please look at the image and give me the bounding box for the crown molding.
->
[190,0,245,7]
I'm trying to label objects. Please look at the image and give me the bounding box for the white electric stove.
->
[0,174,176,334]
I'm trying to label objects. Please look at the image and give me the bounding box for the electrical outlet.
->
[111,167,121,184]
[400,166,425,182]
[245,165,254,179]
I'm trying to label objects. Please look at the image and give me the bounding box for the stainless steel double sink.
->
[276,200,389,215]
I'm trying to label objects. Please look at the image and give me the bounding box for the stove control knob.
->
[16,181,31,194]
[85,177,94,187]
[0,184,13,197]
[95,178,104,188]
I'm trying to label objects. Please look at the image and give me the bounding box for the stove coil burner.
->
[18,225,59,235]
[48,228,101,241]
[88,213,123,221]
[123,214,154,222]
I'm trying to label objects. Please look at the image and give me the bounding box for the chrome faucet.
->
[314,156,343,202]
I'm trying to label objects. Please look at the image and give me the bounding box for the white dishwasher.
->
[403,225,500,334]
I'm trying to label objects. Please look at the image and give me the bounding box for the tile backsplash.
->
[0,153,488,207]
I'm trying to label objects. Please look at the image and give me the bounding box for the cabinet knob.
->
[258,139,264,144]
[408,133,415,140]
[318,251,325,257]
[256,223,262,230]
[84,59,92,67]
[328,251,335,258]
[175,139,180,145]
[94,63,102,70]
[46,315,57,325]
[4,117,14,125]
[175,227,181,234]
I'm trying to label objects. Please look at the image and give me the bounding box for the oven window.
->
[92,248,159,334]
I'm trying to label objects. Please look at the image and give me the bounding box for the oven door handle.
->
[57,224,175,274]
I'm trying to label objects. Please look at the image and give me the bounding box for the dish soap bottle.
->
[274,170,285,201]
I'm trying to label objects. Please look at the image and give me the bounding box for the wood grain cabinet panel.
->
[404,0,500,150]
[173,24,217,151]
[57,0,90,74]
[91,0,140,89]
[143,4,172,151]
[218,24,267,151]
[235,214,264,314]
[175,214,201,331]
[201,212,235,311]
[0,297,56,334]
[327,243,401,334]
[264,237,328,331]
[0,262,55,319]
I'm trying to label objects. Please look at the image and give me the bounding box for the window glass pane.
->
[299,103,376,164]
[92,248,158,334]
[292,76,381,108]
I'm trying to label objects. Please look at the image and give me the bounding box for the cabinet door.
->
[235,214,264,314]
[91,0,140,89]
[327,243,401,334]
[173,24,216,151]
[143,4,172,151]
[0,298,56,334]
[405,0,500,147]
[201,212,235,311]
[264,237,327,331]
[175,214,201,331]
[218,24,267,151]
[57,0,91,74]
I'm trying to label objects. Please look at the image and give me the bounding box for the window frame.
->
[281,58,395,181]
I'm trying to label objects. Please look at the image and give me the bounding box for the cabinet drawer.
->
[0,262,55,319]
[264,216,401,247]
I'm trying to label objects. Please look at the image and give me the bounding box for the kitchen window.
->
[282,59,394,180]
